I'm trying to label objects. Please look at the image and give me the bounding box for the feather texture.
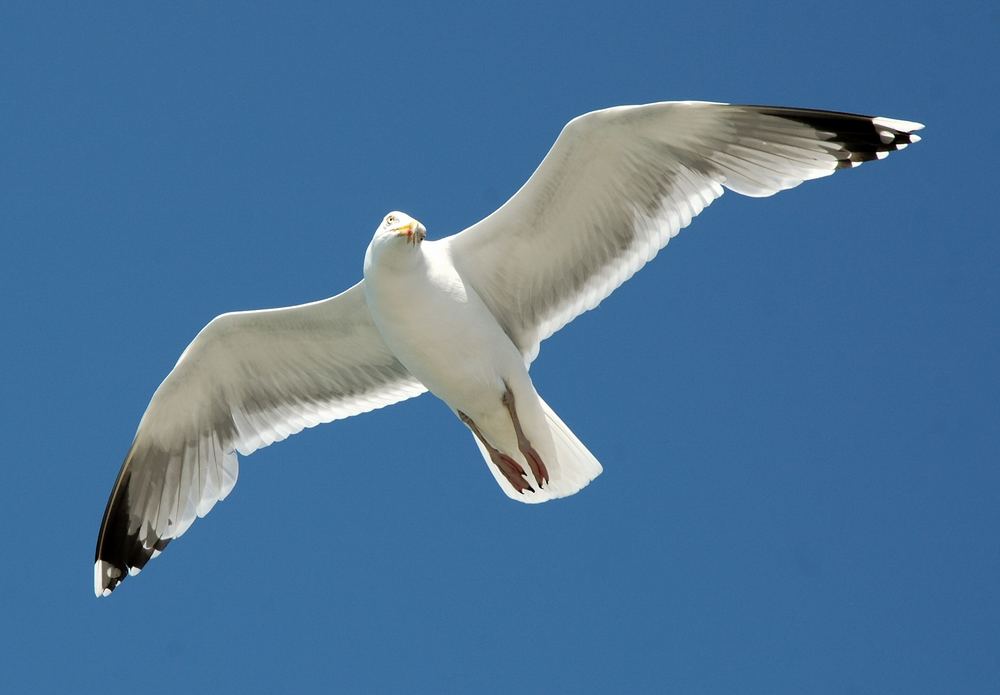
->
[95,282,425,595]
[446,102,922,362]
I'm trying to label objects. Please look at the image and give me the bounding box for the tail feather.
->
[473,396,602,503]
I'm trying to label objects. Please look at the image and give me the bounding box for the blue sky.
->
[2,2,997,693]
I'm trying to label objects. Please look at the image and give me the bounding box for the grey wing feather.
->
[95,281,425,595]
[445,101,922,362]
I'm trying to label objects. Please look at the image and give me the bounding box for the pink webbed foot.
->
[501,385,549,488]
[458,410,535,494]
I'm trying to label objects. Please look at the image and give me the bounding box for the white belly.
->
[362,240,526,416]
[362,235,584,502]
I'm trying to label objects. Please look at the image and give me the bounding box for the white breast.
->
[362,239,524,411]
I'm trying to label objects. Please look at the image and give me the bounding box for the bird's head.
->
[372,211,427,247]
[363,211,429,275]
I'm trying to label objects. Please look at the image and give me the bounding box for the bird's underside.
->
[95,101,923,596]
[458,384,550,494]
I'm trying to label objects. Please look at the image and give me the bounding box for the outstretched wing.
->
[446,102,923,363]
[95,281,426,596]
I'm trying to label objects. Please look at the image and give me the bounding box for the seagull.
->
[95,101,923,596]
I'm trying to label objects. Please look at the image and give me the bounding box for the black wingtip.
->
[740,105,924,168]
[94,447,169,597]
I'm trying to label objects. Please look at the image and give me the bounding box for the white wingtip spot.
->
[128,566,142,577]
[873,116,925,132]
[878,130,894,144]
[876,150,889,160]
[94,560,122,597]
[910,133,921,144]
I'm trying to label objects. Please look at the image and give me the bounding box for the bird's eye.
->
[386,215,396,226]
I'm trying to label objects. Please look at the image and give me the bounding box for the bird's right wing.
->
[95,281,426,596]
[446,102,923,363]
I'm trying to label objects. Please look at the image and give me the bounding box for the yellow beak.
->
[391,221,427,244]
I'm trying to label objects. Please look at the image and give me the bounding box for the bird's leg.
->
[458,410,535,494]
[501,384,549,488]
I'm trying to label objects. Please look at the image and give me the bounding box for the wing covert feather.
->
[446,102,922,362]
[95,281,425,595]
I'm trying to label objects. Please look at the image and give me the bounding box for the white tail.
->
[472,396,603,503]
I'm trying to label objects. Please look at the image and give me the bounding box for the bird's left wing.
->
[95,281,426,596]
[445,102,922,363]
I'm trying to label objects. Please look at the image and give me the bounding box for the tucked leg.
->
[501,384,550,488]
[458,410,535,494]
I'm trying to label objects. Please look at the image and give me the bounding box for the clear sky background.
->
[2,2,997,693]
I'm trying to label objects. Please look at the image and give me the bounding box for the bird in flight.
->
[95,101,923,596]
